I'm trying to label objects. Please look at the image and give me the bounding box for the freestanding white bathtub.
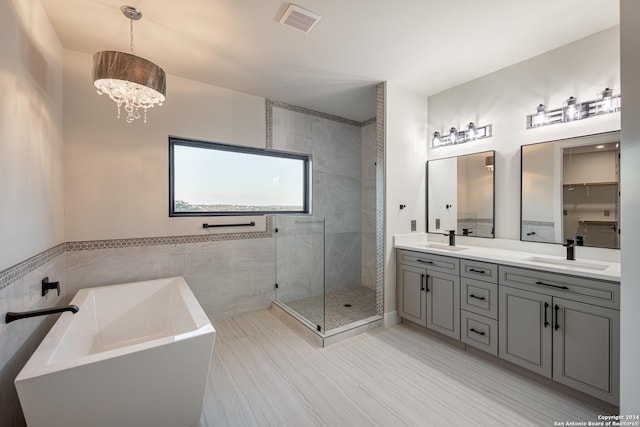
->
[15,276,215,427]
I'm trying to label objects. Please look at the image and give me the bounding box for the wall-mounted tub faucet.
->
[5,305,79,324]
[444,230,456,246]
[42,277,60,296]
[563,239,576,261]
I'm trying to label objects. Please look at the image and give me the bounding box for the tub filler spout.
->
[5,305,79,324]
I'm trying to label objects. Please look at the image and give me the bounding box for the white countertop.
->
[394,234,621,282]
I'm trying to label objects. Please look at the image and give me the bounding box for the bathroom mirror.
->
[521,131,620,249]
[426,150,495,238]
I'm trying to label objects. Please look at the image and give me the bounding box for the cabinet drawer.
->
[461,310,498,356]
[461,259,498,283]
[499,266,619,310]
[397,250,459,275]
[461,278,498,319]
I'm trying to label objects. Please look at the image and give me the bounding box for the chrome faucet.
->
[5,305,79,324]
[563,239,576,261]
[444,230,456,246]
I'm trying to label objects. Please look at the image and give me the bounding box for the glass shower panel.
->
[275,216,326,332]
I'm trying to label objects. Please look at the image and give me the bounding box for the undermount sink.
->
[525,256,609,271]
[419,243,468,252]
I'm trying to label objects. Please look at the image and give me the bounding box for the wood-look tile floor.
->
[200,309,604,427]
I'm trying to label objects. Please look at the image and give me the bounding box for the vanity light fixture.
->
[527,88,620,129]
[93,5,166,123]
[431,122,492,148]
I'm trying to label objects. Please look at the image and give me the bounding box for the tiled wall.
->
[270,104,363,294]
[0,250,66,427]
[64,237,276,320]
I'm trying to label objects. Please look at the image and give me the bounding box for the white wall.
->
[384,82,428,316]
[427,157,457,231]
[63,49,266,242]
[427,27,621,241]
[0,1,64,424]
[0,0,64,270]
[619,0,640,414]
[563,150,617,184]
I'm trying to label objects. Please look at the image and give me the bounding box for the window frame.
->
[169,136,311,217]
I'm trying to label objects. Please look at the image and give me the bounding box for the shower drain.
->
[343,303,352,307]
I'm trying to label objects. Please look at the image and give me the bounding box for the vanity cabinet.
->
[460,259,499,355]
[397,250,460,340]
[498,266,619,405]
[395,247,620,406]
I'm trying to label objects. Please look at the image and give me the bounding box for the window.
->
[169,137,311,216]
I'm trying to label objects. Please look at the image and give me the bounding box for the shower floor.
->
[283,286,378,332]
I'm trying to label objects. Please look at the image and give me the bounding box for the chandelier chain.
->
[129,19,134,54]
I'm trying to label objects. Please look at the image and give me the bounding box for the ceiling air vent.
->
[279,4,321,33]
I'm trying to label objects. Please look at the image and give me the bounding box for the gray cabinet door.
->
[499,286,552,377]
[426,270,460,339]
[398,264,427,326]
[552,297,619,405]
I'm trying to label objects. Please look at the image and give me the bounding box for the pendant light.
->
[93,5,166,123]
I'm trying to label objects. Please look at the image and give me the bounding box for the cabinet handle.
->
[469,328,486,336]
[416,259,434,264]
[554,304,560,331]
[544,302,549,327]
[536,281,569,289]
[425,275,430,292]
[421,274,425,291]
[535,281,569,290]
[469,294,486,301]
[469,268,486,274]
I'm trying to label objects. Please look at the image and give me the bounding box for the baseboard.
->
[383,310,400,326]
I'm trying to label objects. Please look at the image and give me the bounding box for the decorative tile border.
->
[67,217,274,251]
[0,243,65,290]
[1,218,274,290]
[266,99,366,128]
[266,100,274,149]
[375,82,385,317]
[458,218,494,223]
[361,116,377,127]
[522,220,555,227]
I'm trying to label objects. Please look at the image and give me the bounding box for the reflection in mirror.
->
[427,150,495,238]
[521,131,620,249]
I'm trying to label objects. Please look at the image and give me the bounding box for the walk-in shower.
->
[274,216,379,334]
[268,83,385,340]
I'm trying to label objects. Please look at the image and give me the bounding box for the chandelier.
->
[93,5,166,123]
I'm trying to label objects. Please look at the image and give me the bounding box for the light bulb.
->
[466,122,477,140]
[449,127,458,144]
[564,97,580,121]
[432,131,441,148]
[598,88,614,114]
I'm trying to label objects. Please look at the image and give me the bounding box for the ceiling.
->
[40,0,619,122]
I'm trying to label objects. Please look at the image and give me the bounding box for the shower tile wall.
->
[271,107,363,293]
